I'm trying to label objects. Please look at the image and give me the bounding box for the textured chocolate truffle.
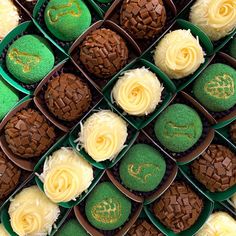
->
[230,121,236,144]
[191,144,236,192]
[5,109,56,159]
[153,181,203,233]
[120,0,166,39]
[45,73,92,122]
[79,28,128,79]
[0,150,21,201]
[127,220,164,236]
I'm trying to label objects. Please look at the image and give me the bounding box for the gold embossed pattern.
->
[164,122,196,139]
[204,74,234,99]
[8,48,40,73]
[128,163,160,183]
[91,198,121,224]
[47,0,82,23]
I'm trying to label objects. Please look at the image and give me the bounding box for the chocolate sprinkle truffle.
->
[5,109,56,159]
[153,181,203,233]
[79,28,129,79]
[120,0,166,39]
[230,121,236,144]
[191,144,236,192]
[45,73,92,122]
[0,150,21,201]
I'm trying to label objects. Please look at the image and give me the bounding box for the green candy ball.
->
[0,77,19,120]
[85,182,131,230]
[6,35,54,85]
[44,0,92,41]
[56,219,89,236]
[229,37,236,59]
[193,63,236,112]
[154,104,203,153]
[119,144,166,192]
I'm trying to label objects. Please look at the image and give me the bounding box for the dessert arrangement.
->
[0,0,235,236]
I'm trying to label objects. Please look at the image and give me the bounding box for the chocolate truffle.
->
[230,121,236,144]
[0,150,21,201]
[127,220,164,236]
[120,0,166,39]
[191,144,236,192]
[45,73,92,122]
[5,108,56,159]
[153,181,203,233]
[79,28,128,79]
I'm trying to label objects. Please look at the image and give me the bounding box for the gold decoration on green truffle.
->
[47,0,82,23]
[8,48,41,73]
[128,163,160,183]
[92,198,121,224]
[204,74,234,99]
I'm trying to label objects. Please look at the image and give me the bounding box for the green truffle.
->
[0,77,19,120]
[85,182,131,230]
[56,219,88,236]
[6,35,54,84]
[119,144,166,192]
[154,104,203,153]
[193,63,236,112]
[44,0,92,41]
[229,38,236,59]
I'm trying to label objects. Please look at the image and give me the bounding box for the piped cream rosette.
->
[77,110,128,162]
[112,68,164,116]
[154,29,205,79]
[196,212,236,236]
[190,0,236,41]
[39,147,93,203]
[0,224,9,236]
[8,186,59,236]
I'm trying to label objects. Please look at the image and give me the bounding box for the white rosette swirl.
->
[112,68,163,116]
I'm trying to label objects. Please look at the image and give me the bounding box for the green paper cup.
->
[141,19,214,92]
[32,0,103,54]
[177,0,236,54]
[180,130,236,202]
[0,21,68,95]
[102,58,175,130]
[0,175,70,236]
[69,99,139,170]
[144,171,214,236]
[34,134,105,208]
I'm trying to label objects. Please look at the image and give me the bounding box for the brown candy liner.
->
[107,131,178,203]
[185,52,236,124]
[73,173,143,236]
[105,0,177,52]
[0,99,64,171]
[0,22,62,92]
[15,0,38,16]
[143,91,215,164]
[34,59,103,132]
[173,0,194,14]
[69,20,142,90]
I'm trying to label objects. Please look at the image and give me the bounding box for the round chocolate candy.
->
[5,108,56,159]
[153,181,203,233]
[0,150,21,200]
[191,144,236,192]
[230,121,236,144]
[45,73,92,122]
[79,28,128,79]
[120,0,166,39]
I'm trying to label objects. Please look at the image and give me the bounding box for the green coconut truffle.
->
[6,35,54,85]
[193,63,236,112]
[0,77,19,120]
[85,182,131,230]
[229,38,236,59]
[119,144,166,192]
[154,104,203,153]
[44,0,92,41]
[56,219,89,236]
